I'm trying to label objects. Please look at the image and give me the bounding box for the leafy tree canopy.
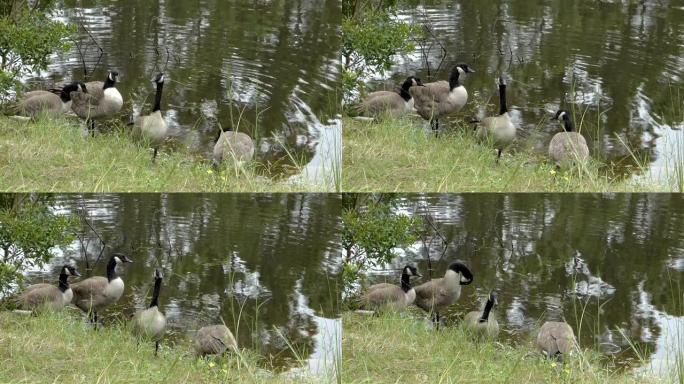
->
[341,0,419,101]
[0,0,74,97]
[0,195,77,296]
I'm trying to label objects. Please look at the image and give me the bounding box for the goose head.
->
[61,265,81,277]
[454,64,475,76]
[552,110,574,132]
[498,76,506,87]
[154,269,164,280]
[402,265,421,278]
[59,82,83,102]
[108,71,120,83]
[448,261,473,285]
[401,76,424,90]
[153,73,165,85]
[489,291,498,306]
[113,253,134,264]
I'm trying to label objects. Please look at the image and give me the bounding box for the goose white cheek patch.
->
[114,256,122,264]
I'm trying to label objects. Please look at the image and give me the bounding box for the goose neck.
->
[498,84,508,115]
[449,70,461,90]
[149,277,162,308]
[563,117,574,132]
[480,298,494,322]
[153,81,164,112]
[58,273,69,292]
[104,78,115,90]
[398,87,411,102]
[400,273,411,293]
[106,258,118,282]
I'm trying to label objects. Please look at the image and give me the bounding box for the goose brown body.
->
[193,325,238,356]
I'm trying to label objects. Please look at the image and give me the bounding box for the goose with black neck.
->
[357,76,424,118]
[410,64,475,134]
[16,265,81,312]
[358,265,421,312]
[71,253,133,327]
[132,269,167,356]
[71,70,124,136]
[463,291,500,338]
[548,109,590,167]
[475,76,517,163]
[133,73,169,162]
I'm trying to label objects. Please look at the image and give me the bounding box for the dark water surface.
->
[373,0,684,184]
[24,193,342,376]
[36,0,341,180]
[364,194,683,379]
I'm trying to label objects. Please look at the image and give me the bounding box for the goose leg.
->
[89,120,96,137]
[496,149,502,163]
[152,148,158,163]
[155,341,160,357]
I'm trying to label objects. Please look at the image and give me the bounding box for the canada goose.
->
[132,269,166,356]
[14,82,87,118]
[475,76,516,162]
[463,292,499,339]
[357,76,424,118]
[193,324,238,356]
[71,253,133,325]
[536,321,577,359]
[212,127,255,168]
[548,110,590,167]
[70,70,124,135]
[15,265,81,312]
[133,73,168,162]
[414,261,474,324]
[358,265,421,312]
[410,64,475,133]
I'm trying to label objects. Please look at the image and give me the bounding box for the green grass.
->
[343,311,658,384]
[0,115,332,192]
[342,116,668,192]
[0,310,325,383]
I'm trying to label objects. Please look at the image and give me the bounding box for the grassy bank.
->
[0,310,325,383]
[0,116,330,192]
[343,116,668,192]
[343,311,655,384]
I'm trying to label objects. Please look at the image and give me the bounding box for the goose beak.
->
[73,271,82,277]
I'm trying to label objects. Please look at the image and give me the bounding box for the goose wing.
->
[15,93,61,116]
[83,81,105,100]
[409,81,449,119]
[413,278,447,309]
[357,91,403,116]
[359,284,404,307]
[537,322,576,356]
[70,276,108,310]
[16,284,62,309]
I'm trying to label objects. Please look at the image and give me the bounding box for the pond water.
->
[22,193,342,378]
[34,0,341,181]
[363,194,684,380]
[370,0,684,185]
